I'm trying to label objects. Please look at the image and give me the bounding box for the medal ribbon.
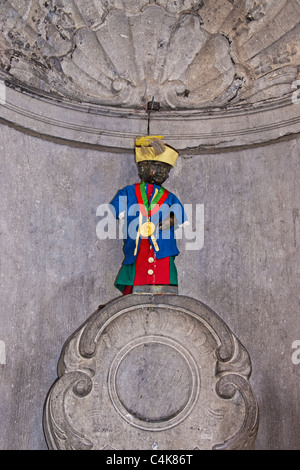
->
[135,182,169,216]
[134,183,169,255]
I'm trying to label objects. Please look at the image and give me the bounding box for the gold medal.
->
[140,221,155,238]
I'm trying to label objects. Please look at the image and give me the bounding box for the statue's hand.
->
[159,213,176,231]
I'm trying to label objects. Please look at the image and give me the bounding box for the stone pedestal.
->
[43,294,259,450]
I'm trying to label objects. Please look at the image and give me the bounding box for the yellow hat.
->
[135,136,178,167]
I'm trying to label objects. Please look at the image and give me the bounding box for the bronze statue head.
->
[137,160,172,186]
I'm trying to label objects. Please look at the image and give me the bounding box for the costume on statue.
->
[110,136,188,294]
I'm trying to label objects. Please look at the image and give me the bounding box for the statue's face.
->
[137,161,172,186]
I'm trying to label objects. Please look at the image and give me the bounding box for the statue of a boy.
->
[110,136,188,294]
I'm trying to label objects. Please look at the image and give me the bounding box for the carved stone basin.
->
[43,294,259,450]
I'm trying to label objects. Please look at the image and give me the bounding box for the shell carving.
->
[0,0,299,109]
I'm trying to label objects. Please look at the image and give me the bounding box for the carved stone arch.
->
[0,0,299,149]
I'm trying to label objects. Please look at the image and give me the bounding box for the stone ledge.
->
[0,83,299,150]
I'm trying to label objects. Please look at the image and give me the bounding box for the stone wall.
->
[0,122,299,449]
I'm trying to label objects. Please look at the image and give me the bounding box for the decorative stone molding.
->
[43,294,259,450]
[1,0,300,109]
[1,83,300,150]
[0,0,299,149]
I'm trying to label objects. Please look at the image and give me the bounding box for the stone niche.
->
[43,294,259,450]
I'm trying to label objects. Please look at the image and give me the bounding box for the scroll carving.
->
[43,371,93,450]
[214,374,260,450]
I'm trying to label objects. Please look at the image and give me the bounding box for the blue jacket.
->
[110,183,188,265]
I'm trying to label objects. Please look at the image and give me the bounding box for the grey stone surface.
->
[0,123,299,449]
[43,294,259,450]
